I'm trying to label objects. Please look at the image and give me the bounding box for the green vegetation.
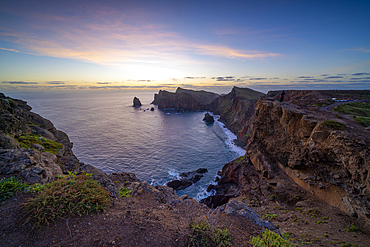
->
[189,216,231,247]
[16,133,63,155]
[249,229,291,247]
[313,220,328,224]
[119,187,133,197]
[24,183,47,193]
[220,100,231,115]
[27,122,40,127]
[302,208,319,218]
[0,177,28,202]
[3,98,15,107]
[263,213,277,221]
[353,116,370,127]
[270,195,275,199]
[321,120,347,130]
[234,155,245,166]
[334,101,370,127]
[344,224,359,233]
[23,172,110,229]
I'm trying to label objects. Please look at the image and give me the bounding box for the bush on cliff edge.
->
[23,172,110,229]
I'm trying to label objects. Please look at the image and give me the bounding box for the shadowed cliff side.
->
[152,86,265,147]
[207,94,370,231]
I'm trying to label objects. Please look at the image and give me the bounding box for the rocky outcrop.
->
[203,113,214,123]
[209,87,265,147]
[0,93,82,180]
[151,87,219,111]
[167,168,208,190]
[205,95,370,228]
[215,200,280,233]
[133,97,142,107]
[0,148,63,184]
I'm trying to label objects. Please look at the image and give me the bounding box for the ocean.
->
[8,91,245,200]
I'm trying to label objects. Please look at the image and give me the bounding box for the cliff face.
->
[209,87,265,146]
[152,86,264,146]
[0,93,82,183]
[151,87,219,111]
[212,97,370,228]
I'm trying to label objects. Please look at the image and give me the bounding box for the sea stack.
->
[133,97,142,107]
[203,112,214,123]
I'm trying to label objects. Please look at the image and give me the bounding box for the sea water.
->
[8,91,245,200]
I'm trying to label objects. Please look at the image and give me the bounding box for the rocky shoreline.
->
[1,89,370,246]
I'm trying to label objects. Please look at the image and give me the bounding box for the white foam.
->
[214,115,246,158]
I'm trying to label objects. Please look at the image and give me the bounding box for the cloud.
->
[351,77,370,80]
[97,82,111,84]
[337,74,346,75]
[298,76,313,79]
[216,77,235,81]
[0,47,19,53]
[2,81,38,84]
[183,77,204,79]
[0,3,282,74]
[352,72,370,76]
[249,78,267,80]
[324,76,344,79]
[46,81,65,84]
[320,74,329,76]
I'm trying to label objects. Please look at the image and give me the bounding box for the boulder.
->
[215,200,280,234]
[133,97,142,107]
[166,168,208,190]
[203,113,214,123]
[76,164,117,197]
[0,133,20,149]
[0,148,63,184]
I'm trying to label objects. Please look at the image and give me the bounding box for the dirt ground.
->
[1,189,266,247]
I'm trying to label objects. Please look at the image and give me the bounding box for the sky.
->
[0,0,370,94]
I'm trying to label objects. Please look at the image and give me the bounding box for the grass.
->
[249,229,291,247]
[119,187,133,197]
[23,172,110,229]
[321,120,346,130]
[189,216,231,247]
[0,177,28,202]
[344,224,359,233]
[16,133,63,155]
[263,213,277,221]
[333,101,370,127]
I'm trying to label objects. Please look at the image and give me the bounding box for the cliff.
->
[152,86,264,146]
[151,87,219,111]
[206,94,370,231]
[209,87,265,146]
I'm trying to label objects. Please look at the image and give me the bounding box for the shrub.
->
[0,177,28,202]
[249,229,291,247]
[17,133,63,155]
[119,187,133,197]
[344,224,359,233]
[23,173,110,229]
[321,120,346,130]
[189,216,231,247]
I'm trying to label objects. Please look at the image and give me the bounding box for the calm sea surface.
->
[8,91,245,200]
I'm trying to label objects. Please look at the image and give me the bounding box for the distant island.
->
[1,88,370,246]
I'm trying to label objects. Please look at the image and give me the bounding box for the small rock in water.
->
[203,113,214,123]
[133,97,142,107]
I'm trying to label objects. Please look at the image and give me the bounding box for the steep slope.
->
[206,96,370,230]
